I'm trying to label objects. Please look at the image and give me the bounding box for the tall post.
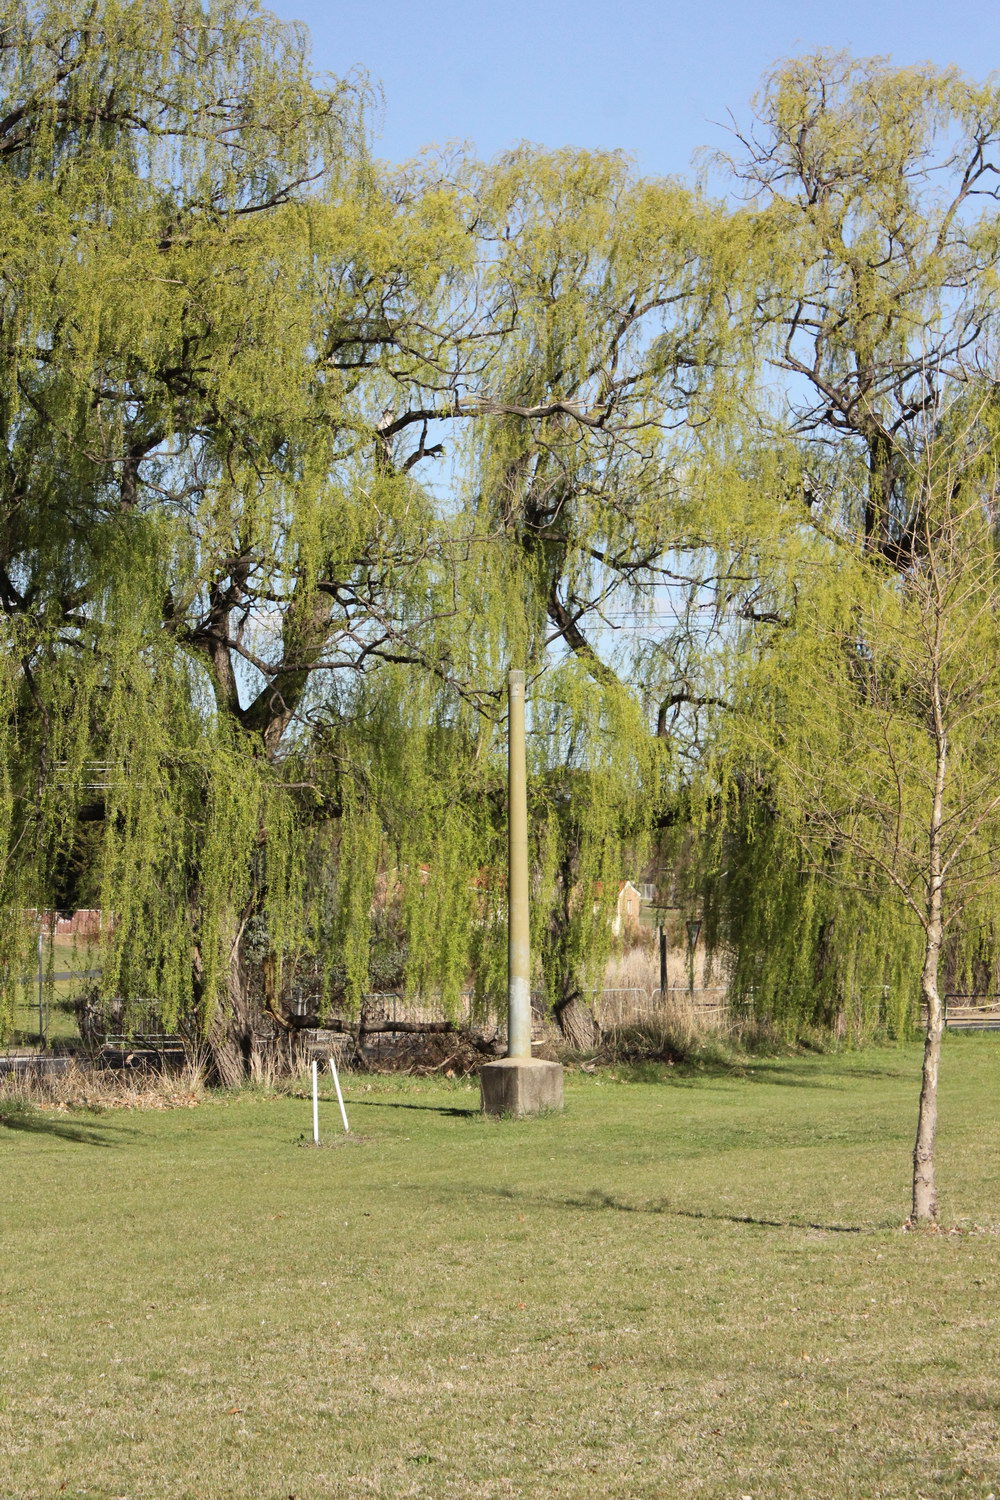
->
[37,928,44,1044]
[658,923,667,999]
[507,669,532,1059]
[479,670,563,1116]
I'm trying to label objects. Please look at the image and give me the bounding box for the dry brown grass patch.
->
[0,1059,206,1113]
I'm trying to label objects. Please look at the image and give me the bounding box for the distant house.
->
[612,881,642,937]
[30,908,107,939]
[374,867,643,938]
[592,880,643,937]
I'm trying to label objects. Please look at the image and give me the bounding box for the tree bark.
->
[912,952,943,1224]
[206,931,264,1086]
[553,992,601,1050]
[911,672,947,1225]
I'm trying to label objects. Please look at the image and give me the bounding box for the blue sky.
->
[268,0,999,179]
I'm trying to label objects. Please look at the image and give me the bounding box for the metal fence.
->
[4,977,735,1058]
[334,985,734,1042]
[935,995,1000,1031]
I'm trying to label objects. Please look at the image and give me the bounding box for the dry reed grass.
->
[601,933,725,993]
[0,1059,206,1113]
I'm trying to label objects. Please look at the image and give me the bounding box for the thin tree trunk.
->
[912,663,947,1225]
[912,929,944,1223]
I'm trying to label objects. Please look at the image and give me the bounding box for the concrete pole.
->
[480,671,563,1117]
[37,929,44,1044]
[507,669,532,1059]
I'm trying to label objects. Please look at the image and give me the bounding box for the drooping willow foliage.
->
[693,785,925,1044]
[695,394,1000,1043]
[0,0,371,1040]
[0,0,690,1054]
[6,10,1000,1063]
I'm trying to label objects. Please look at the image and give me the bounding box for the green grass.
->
[3,1038,1000,1498]
[10,935,102,1045]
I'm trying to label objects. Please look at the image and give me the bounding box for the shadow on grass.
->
[0,1107,130,1146]
[492,1183,865,1235]
[625,1056,916,1091]
[349,1099,479,1119]
[728,1058,912,1088]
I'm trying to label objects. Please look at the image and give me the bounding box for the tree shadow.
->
[662,1058,914,1091]
[0,1108,131,1147]
[348,1099,479,1119]
[490,1183,865,1235]
[737,1060,911,1088]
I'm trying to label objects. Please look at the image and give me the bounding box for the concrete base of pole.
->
[480,1057,564,1118]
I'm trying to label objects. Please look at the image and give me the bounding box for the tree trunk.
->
[911,939,944,1223]
[207,936,263,1086]
[553,991,601,1050]
[912,674,947,1225]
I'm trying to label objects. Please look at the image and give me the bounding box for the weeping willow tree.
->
[715,393,1000,1223]
[0,0,385,1058]
[0,0,522,1069]
[666,52,1000,1222]
[196,139,733,1051]
[157,135,742,1051]
[682,55,1000,1048]
[0,0,728,1064]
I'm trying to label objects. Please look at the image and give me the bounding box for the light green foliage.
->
[699,800,922,1042]
[528,661,665,1007]
[0,0,373,1036]
[9,15,1000,1055]
[687,57,1000,1037]
[704,411,1000,1034]
[0,3,721,1047]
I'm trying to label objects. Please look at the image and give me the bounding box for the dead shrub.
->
[344,1027,501,1076]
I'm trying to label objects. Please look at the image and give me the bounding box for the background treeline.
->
[5,0,1000,1078]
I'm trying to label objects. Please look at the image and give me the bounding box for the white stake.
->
[328,1055,350,1133]
[311,1058,320,1145]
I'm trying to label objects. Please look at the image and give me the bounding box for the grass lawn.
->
[10,936,102,1046]
[2,1039,1000,1499]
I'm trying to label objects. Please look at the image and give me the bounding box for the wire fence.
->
[16,972,1000,1060]
[5,976,737,1057]
[584,985,730,1029]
